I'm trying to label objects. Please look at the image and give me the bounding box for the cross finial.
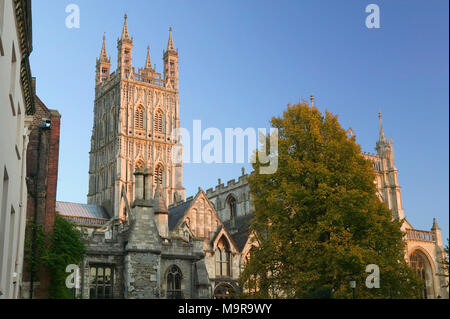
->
[348,128,354,137]
[124,13,127,21]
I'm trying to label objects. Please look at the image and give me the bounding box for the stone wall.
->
[206,173,253,222]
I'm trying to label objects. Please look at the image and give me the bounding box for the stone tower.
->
[374,113,404,220]
[88,15,185,221]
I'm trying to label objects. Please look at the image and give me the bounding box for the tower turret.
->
[375,113,404,220]
[163,27,179,90]
[96,34,111,84]
[145,45,153,70]
[431,218,443,247]
[117,14,133,77]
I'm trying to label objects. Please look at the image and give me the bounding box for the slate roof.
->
[56,201,110,220]
[168,199,193,231]
[223,214,254,252]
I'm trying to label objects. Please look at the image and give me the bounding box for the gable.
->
[170,190,240,253]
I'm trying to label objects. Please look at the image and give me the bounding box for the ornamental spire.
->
[99,33,109,62]
[145,45,152,70]
[121,14,130,40]
[378,112,387,143]
[432,218,440,230]
[167,27,175,51]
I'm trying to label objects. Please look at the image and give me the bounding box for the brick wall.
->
[22,84,61,299]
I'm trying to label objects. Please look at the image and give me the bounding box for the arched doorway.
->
[409,250,435,299]
[214,283,236,299]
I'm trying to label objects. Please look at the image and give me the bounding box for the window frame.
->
[89,264,114,299]
[166,265,183,299]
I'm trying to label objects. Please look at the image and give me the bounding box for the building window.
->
[215,237,231,277]
[89,265,114,299]
[166,265,182,299]
[135,106,144,130]
[155,163,163,185]
[410,251,430,299]
[154,110,163,133]
[227,196,237,221]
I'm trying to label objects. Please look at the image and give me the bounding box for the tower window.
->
[135,106,144,130]
[154,110,164,134]
[166,265,182,299]
[155,164,163,185]
[227,196,237,221]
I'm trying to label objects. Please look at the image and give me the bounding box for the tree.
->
[239,103,423,299]
[42,215,85,299]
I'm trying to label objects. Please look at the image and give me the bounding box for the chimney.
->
[134,168,144,200]
[144,167,152,200]
[154,182,169,239]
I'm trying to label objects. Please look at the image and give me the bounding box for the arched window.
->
[135,106,144,130]
[154,109,164,133]
[166,265,182,299]
[410,251,433,299]
[155,163,163,185]
[215,237,231,277]
[227,196,237,221]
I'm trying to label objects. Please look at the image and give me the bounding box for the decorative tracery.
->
[166,265,182,299]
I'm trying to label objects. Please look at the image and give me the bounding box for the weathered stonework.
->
[78,169,210,299]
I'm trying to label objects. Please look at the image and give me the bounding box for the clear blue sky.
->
[30,0,449,240]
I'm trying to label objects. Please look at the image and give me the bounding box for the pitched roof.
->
[56,201,110,220]
[168,199,193,231]
[223,214,254,252]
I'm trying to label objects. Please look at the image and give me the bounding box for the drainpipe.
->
[29,120,51,299]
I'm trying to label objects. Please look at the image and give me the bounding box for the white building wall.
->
[0,0,32,299]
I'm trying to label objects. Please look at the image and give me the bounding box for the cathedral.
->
[55,16,448,299]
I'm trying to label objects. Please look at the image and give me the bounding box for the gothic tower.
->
[374,113,404,220]
[88,15,185,221]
